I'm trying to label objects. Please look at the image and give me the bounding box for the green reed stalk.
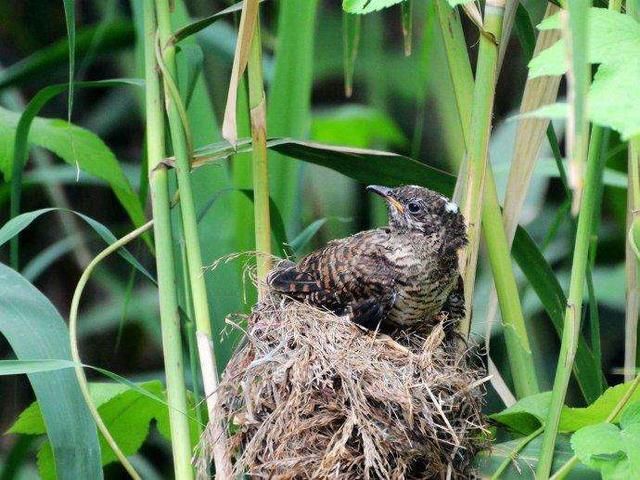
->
[536,128,606,479]
[143,2,193,478]
[247,12,272,296]
[440,0,538,396]
[625,0,640,385]
[433,0,538,398]
[154,0,232,477]
[458,0,505,331]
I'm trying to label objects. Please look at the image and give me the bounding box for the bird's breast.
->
[385,240,456,326]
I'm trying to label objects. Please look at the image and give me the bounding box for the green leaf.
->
[571,401,640,480]
[512,226,603,404]
[62,0,76,118]
[289,218,328,254]
[268,0,319,231]
[561,382,640,432]
[12,381,195,479]
[0,208,155,284]
[491,392,552,434]
[342,12,361,97]
[0,262,102,480]
[238,189,293,259]
[0,359,76,377]
[170,0,268,44]
[492,381,640,435]
[343,0,406,14]
[0,80,146,234]
[475,434,599,479]
[529,8,640,139]
[310,105,407,148]
[447,0,473,6]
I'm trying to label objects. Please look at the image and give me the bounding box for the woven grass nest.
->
[198,291,488,479]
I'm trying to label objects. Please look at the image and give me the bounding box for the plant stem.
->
[155,0,233,476]
[70,221,154,480]
[143,1,194,478]
[626,0,640,385]
[246,11,272,296]
[536,128,607,480]
[549,374,640,480]
[459,0,505,333]
[491,426,544,479]
[434,0,538,397]
[627,137,640,381]
[483,175,540,397]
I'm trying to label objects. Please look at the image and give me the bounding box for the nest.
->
[197,294,488,479]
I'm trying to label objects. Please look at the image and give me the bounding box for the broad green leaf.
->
[310,105,407,149]
[15,381,195,479]
[492,381,640,435]
[176,44,203,109]
[0,262,102,480]
[561,382,640,432]
[491,392,552,434]
[571,401,640,479]
[189,138,456,196]
[529,8,640,139]
[475,434,599,479]
[343,0,406,14]
[447,0,473,6]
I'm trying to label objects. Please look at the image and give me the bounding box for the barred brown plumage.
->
[267,185,468,329]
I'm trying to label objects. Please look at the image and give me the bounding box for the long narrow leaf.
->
[0,263,103,480]
[0,208,155,285]
[5,79,146,267]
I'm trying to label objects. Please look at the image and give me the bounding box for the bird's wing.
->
[267,230,397,321]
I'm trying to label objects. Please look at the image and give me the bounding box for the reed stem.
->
[154,0,232,476]
[536,127,607,479]
[143,1,193,477]
[246,11,272,296]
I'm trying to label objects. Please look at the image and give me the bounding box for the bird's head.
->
[367,184,467,252]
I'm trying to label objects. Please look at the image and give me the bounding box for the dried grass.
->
[196,293,488,479]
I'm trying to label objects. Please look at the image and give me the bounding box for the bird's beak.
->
[367,185,405,213]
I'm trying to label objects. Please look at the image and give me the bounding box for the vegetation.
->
[1,0,640,478]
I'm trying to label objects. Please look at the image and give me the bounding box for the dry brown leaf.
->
[222,0,259,145]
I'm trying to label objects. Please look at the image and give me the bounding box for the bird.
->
[267,185,468,329]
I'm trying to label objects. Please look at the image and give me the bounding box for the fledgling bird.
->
[267,185,468,329]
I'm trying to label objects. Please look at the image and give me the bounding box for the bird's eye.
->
[407,202,421,214]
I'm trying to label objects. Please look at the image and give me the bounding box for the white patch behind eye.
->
[445,201,459,213]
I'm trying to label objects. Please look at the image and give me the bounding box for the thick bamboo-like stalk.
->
[625,0,640,387]
[626,138,640,382]
[154,0,232,477]
[536,128,607,479]
[246,12,272,296]
[434,0,538,398]
[143,1,194,478]
[458,0,505,332]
